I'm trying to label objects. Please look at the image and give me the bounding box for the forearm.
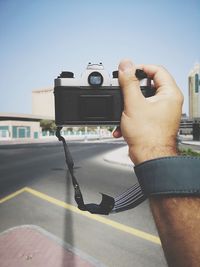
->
[132,147,200,267]
[150,196,200,267]
[117,59,200,266]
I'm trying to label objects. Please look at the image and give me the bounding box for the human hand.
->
[113,59,184,165]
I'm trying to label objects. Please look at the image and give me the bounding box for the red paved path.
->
[0,226,99,267]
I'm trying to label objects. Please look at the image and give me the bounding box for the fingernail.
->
[119,60,133,72]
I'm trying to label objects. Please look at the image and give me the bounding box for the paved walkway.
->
[0,225,105,267]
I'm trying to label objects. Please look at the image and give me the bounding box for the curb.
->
[0,136,114,146]
[103,146,134,167]
[181,141,200,146]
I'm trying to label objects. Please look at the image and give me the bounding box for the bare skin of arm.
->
[113,59,200,267]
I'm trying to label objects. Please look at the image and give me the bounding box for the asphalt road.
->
[0,140,167,267]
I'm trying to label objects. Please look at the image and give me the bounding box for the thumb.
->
[118,59,144,114]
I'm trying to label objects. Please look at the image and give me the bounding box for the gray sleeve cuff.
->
[134,156,200,196]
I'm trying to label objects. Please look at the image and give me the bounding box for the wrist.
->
[134,156,200,197]
[129,144,178,165]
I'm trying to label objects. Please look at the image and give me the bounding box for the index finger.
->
[137,64,178,90]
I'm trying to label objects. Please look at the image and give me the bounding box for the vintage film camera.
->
[54,63,155,126]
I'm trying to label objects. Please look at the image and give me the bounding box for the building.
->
[179,113,193,135]
[0,113,53,139]
[188,63,200,119]
[32,88,54,118]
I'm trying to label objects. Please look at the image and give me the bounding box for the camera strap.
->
[56,127,146,215]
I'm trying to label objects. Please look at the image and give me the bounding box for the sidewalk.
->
[0,225,105,267]
[0,136,58,145]
[104,145,134,167]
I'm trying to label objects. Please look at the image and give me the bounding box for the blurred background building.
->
[32,88,54,118]
[0,113,43,139]
[188,63,200,119]
[0,89,55,140]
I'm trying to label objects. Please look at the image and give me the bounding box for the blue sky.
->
[0,0,200,115]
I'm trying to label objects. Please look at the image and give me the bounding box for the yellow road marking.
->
[26,187,161,245]
[1,187,161,245]
[0,187,26,204]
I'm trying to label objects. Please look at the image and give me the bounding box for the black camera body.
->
[54,63,155,126]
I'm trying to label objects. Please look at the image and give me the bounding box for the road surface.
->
[0,140,167,267]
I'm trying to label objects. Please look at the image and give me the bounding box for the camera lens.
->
[88,72,103,87]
